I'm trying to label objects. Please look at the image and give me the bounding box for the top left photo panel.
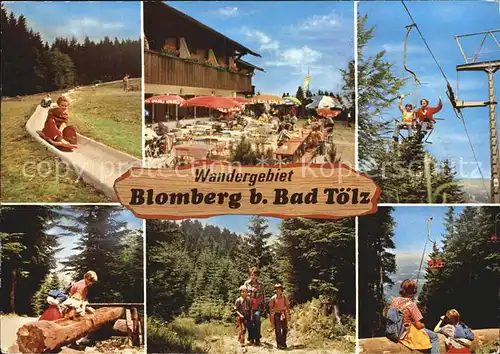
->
[1,1,142,203]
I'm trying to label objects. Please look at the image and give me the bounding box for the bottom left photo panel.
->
[0,205,145,354]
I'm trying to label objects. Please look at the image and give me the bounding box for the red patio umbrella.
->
[316,108,342,119]
[181,96,242,113]
[181,96,243,151]
[145,94,185,122]
[230,97,250,105]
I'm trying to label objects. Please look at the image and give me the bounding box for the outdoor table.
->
[173,143,215,160]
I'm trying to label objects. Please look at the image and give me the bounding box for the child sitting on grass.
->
[434,309,474,353]
[234,285,252,349]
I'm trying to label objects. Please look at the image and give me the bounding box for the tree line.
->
[418,206,499,329]
[357,14,464,203]
[1,4,140,97]
[147,216,355,324]
[358,206,499,338]
[0,206,143,316]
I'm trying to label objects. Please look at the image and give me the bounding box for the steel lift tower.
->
[454,30,500,202]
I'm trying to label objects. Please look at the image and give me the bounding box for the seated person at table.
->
[310,127,324,149]
[258,112,269,123]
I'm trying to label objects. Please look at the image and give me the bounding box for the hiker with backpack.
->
[269,284,291,350]
[434,309,474,353]
[385,279,439,354]
[39,271,98,321]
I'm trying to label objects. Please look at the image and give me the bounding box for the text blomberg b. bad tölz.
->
[128,188,371,209]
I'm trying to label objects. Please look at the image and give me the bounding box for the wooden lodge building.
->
[144,2,264,123]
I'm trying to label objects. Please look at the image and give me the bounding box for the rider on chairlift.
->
[415,97,443,142]
[393,94,416,143]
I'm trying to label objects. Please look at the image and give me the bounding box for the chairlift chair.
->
[416,117,444,144]
[427,258,445,269]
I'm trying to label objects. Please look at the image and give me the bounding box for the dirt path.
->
[1,315,38,352]
[199,329,344,354]
[0,315,143,354]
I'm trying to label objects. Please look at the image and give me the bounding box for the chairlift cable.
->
[457,110,491,199]
[401,1,451,87]
[416,216,432,285]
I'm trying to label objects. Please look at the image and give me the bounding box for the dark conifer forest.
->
[1,4,140,97]
[359,206,500,338]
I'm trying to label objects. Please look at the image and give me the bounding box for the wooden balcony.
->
[145,50,253,93]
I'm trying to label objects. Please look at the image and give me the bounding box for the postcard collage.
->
[1,1,499,354]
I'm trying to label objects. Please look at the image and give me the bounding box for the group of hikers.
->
[393,95,443,144]
[386,279,475,354]
[234,267,291,350]
[39,270,98,321]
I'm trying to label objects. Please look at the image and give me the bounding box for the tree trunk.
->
[359,329,499,353]
[10,268,16,313]
[17,307,124,353]
[333,304,341,325]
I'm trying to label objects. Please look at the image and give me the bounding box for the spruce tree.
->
[61,207,131,302]
[357,14,406,169]
[243,216,273,269]
[358,208,397,338]
[418,207,499,328]
[0,206,59,315]
[32,273,63,315]
[296,86,305,102]
[434,159,465,203]
[278,218,355,315]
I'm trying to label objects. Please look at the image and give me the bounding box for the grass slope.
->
[68,79,142,158]
[1,94,107,202]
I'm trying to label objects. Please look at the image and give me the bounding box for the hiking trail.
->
[197,329,347,354]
